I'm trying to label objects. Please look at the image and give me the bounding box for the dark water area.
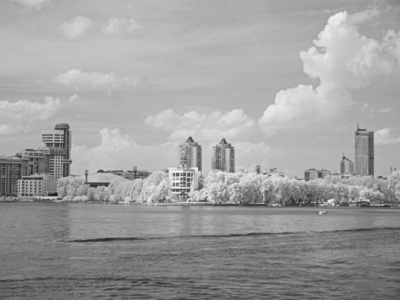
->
[1,203,399,299]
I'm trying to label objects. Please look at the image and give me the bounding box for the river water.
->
[0,203,399,299]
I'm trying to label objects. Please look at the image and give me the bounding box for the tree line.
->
[57,170,400,205]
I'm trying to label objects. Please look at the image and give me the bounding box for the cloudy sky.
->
[1,0,400,177]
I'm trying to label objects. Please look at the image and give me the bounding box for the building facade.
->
[355,125,374,176]
[340,154,355,174]
[304,168,330,181]
[179,137,202,171]
[42,123,72,179]
[0,156,24,197]
[17,174,57,197]
[212,138,235,173]
[304,169,319,181]
[168,167,199,201]
[318,169,331,179]
[18,148,51,176]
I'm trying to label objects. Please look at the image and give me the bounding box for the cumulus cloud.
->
[375,128,400,145]
[145,109,257,142]
[54,69,146,92]
[102,18,139,35]
[12,0,50,9]
[0,96,60,134]
[72,128,176,174]
[61,16,93,39]
[258,9,400,136]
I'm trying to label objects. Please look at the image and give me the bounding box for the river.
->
[1,203,399,299]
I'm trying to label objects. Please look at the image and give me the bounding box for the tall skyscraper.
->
[212,138,235,173]
[42,123,72,179]
[179,137,202,171]
[355,124,374,177]
[340,154,354,174]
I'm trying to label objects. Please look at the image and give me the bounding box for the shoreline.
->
[1,199,397,208]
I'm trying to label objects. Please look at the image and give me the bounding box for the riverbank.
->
[1,199,398,208]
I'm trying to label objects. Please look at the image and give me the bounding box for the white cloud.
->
[69,93,79,103]
[375,128,400,145]
[12,0,50,9]
[145,109,257,142]
[258,9,400,136]
[71,128,176,174]
[361,103,369,112]
[54,69,144,92]
[373,107,392,113]
[361,103,392,114]
[102,18,139,35]
[0,96,60,135]
[61,16,93,39]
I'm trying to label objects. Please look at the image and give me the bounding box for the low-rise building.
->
[305,168,331,181]
[304,169,319,181]
[98,167,151,180]
[17,174,57,197]
[168,167,199,201]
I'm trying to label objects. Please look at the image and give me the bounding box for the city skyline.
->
[0,0,399,177]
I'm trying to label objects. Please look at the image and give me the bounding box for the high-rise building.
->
[212,138,235,173]
[179,137,202,171]
[355,124,374,176]
[17,148,51,176]
[340,154,355,174]
[42,123,72,179]
[0,156,24,196]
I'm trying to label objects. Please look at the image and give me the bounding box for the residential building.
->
[17,174,57,197]
[305,168,331,181]
[318,169,331,179]
[304,169,319,181]
[355,124,374,176]
[212,138,235,173]
[179,137,202,171]
[17,148,51,176]
[0,156,24,197]
[168,167,199,201]
[42,123,72,179]
[255,165,261,174]
[340,154,355,174]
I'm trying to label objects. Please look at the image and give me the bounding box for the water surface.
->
[1,203,399,299]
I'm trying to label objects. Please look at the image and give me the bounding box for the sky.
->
[0,0,399,178]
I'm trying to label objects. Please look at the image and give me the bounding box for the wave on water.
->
[66,227,400,243]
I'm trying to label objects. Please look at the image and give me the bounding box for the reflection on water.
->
[0,203,399,299]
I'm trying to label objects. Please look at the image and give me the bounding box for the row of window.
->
[172,172,195,177]
[172,183,191,187]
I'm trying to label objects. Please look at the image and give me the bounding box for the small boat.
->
[318,210,327,214]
